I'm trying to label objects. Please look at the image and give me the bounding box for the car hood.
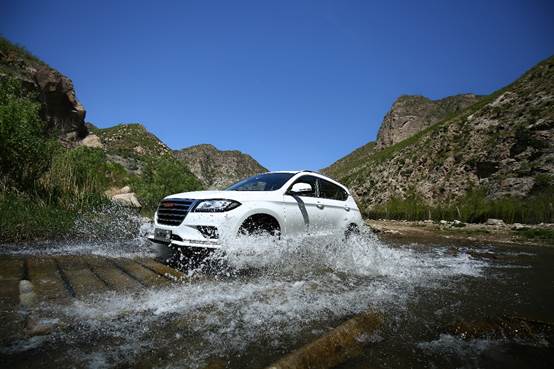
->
[164,190,279,202]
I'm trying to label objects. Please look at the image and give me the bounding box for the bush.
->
[514,227,554,241]
[0,78,57,191]
[132,157,202,211]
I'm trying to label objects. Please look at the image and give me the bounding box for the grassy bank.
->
[0,191,76,242]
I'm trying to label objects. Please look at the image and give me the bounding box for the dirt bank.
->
[367,219,554,247]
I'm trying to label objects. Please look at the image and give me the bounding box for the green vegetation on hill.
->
[95,123,202,209]
[132,157,202,210]
[95,123,174,160]
[0,77,201,242]
[0,77,79,241]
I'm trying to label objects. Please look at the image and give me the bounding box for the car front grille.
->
[156,199,195,226]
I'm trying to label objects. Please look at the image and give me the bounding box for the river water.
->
[1,225,553,369]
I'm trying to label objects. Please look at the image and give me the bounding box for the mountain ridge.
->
[323,55,554,223]
[174,144,267,189]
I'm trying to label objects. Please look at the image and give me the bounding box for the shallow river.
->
[1,229,553,369]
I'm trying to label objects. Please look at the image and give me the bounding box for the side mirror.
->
[289,182,312,194]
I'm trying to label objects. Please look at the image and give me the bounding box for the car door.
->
[317,178,350,234]
[282,175,325,236]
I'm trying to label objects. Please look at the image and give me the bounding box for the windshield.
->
[226,173,296,191]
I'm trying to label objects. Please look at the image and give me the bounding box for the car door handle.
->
[316,202,324,209]
[344,206,350,212]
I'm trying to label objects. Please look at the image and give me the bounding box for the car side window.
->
[288,175,318,197]
[318,178,348,201]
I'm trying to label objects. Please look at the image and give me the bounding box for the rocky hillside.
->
[323,141,377,181]
[90,123,173,175]
[0,37,88,141]
[323,56,554,222]
[324,94,480,178]
[175,144,267,189]
[375,94,480,148]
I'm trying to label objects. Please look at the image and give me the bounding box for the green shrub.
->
[514,227,554,241]
[0,78,57,191]
[132,157,202,212]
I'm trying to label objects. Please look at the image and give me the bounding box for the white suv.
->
[147,171,362,249]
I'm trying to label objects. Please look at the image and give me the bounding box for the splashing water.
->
[0,203,156,258]
[0,224,491,368]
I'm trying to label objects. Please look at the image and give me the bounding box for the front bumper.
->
[147,236,221,249]
[147,211,239,249]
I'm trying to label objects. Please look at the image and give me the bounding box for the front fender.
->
[230,202,284,236]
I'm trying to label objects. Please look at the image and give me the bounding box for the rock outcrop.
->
[0,37,88,140]
[323,56,554,214]
[104,185,141,208]
[375,94,480,149]
[80,134,103,148]
[175,144,267,189]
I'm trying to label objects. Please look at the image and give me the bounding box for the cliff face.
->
[375,94,480,149]
[323,56,554,214]
[175,144,268,189]
[0,37,87,140]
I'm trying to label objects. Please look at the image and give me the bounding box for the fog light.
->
[197,226,219,239]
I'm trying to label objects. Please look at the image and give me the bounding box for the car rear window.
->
[318,178,348,201]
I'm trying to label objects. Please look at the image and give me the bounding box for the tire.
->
[238,214,281,238]
[344,223,360,240]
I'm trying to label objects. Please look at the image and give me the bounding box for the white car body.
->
[147,171,362,249]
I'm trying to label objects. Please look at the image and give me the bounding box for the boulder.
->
[112,192,141,208]
[486,218,506,226]
[134,145,145,155]
[81,134,103,148]
[104,185,131,198]
[452,219,466,227]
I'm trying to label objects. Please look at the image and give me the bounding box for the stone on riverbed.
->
[19,280,36,307]
[25,315,59,337]
[485,218,505,226]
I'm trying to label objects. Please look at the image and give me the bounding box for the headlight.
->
[192,199,241,212]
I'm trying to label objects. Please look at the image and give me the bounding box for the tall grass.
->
[40,146,114,209]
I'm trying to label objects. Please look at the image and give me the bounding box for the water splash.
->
[0,203,155,257]
[12,227,489,368]
[203,225,485,282]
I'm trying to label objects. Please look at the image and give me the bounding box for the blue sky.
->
[2,0,553,170]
